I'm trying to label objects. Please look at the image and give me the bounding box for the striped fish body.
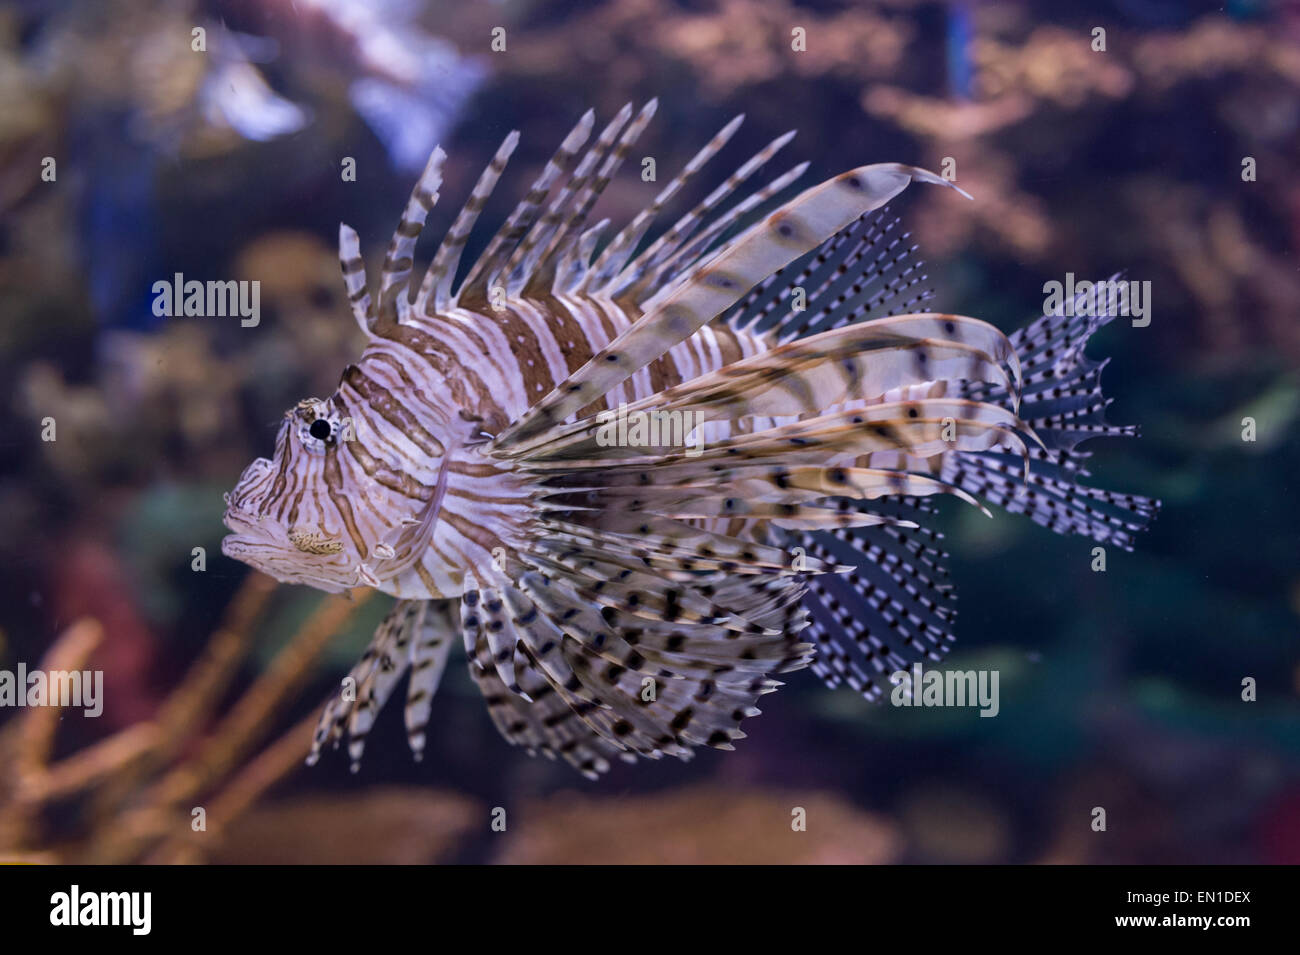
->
[383,296,788,594]
[222,103,1158,777]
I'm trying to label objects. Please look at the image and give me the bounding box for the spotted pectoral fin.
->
[458,565,805,777]
[508,316,1020,463]
[466,625,629,780]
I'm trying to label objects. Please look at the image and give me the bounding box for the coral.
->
[0,575,374,864]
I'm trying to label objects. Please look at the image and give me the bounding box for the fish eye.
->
[297,405,341,452]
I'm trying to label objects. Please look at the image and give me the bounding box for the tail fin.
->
[948,276,1159,550]
[798,278,1159,700]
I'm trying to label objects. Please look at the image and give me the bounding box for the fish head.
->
[222,370,460,594]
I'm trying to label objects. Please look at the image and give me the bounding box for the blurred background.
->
[0,0,1297,864]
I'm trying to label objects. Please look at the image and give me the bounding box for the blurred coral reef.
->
[0,577,374,863]
[0,0,1297,864]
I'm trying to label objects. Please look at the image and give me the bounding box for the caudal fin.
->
[948,277,1160,550]
[795,278,1159,700]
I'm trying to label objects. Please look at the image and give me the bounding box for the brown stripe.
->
[341,365,446,459]
[322,445,369,559]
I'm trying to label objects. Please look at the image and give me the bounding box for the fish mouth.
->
[221,503,357,593]
[221,505,267,553]
[219,526,280,569]
[222,503,254,534]
[219,531,259,561]
[220,531,352,593]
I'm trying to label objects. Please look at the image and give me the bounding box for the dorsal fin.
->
[554,219,610,295]
[722,207,934,343]
[377,146,445,320]
[338,222,373,335]
[634,158,808,303]
[584,114,745,294]
[416,131,519,315]
[501,103,635,296]
[778,216,926,342]
[725,215,861,334]
[528,100,658,296]
[492,163,969,452]
[456,111,594,305]
[609,128,799,302]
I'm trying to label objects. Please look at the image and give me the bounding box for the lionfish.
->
[222,102,1158,778]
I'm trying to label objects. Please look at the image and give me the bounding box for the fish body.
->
[223,103,1158,777]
